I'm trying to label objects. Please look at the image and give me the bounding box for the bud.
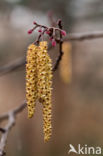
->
[52,39,56,47]
[38,29,42,33]
[27,29,33,34]
[33,21,37,25]
[46,30,50,35]
[61,30,66,36]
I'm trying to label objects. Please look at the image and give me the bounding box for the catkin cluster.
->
[26,41,52,141]
[59,42,72,84]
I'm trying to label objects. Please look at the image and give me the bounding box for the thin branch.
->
[0,57,25,76]
[53,19,63,71]
[52,44,63,71]
[0,101,26,155]
[0,113,15,156]
[65,31,103,41]
[0,101,26,122]
[0,45,53,77]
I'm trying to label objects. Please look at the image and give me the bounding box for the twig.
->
[0,101,26,155]
[0,113,15,156]
[0,101,26,122]
[0,44,52,77]
[65,31,103,41]
[53,19,63,71]
[0,57,25,76]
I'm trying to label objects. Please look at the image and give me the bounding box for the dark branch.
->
[53,19,64,71]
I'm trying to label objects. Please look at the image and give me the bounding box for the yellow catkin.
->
[59,42,72,84]
[38,41,52,142]
[26,41,52,142]
[26,44,38,118]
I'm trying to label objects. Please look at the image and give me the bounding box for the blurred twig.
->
[0,101,26,156]
[66,31,103,41]
[0,57,26,76]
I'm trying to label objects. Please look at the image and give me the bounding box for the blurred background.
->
[0,0,103,155]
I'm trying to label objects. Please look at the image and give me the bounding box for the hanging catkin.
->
[26,41,52,141]
[38,41,52,142]
[26,44,38,118]
[59,42,72,84]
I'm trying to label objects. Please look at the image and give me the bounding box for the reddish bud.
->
[33,21,37,25]
[28,29,33,34]
[52,39,56,47]
[38,29,42,33]
[61,30,66,36]
[46,30,50,35]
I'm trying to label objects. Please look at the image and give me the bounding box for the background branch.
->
[0,101,26,156]
[66,31,103,41]
[0,57,25,76]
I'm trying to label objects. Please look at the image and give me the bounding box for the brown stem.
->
[53,19,63,71]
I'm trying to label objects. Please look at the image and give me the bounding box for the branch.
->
[0,57,25,76]
[0,101,26,155]
[53,19,63,71]
[65,31,103,41]
[52,44,63,71]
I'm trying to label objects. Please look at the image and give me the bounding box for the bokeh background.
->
[0,0,103,155]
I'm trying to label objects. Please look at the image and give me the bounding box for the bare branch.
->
[65,31,103,41]
[53,19,63,71]
[0,57,25,76]
[0,101,26,122]
[0,101,26,155]
[0,113,15,156]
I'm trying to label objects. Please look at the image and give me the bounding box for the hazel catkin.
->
[26,44,38,118]
[38,41,52,142]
